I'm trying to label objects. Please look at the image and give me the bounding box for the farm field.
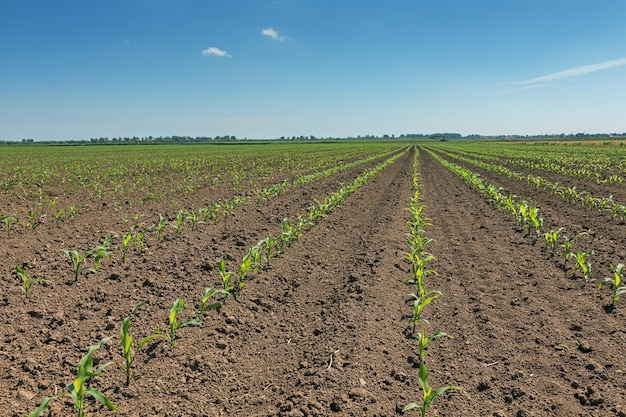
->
[1,141,625,416]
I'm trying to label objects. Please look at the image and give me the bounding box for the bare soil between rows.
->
[1,146,625,416]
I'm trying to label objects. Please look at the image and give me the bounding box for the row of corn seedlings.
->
[254,147,401,202]
[10,150,404,288]
[0,143,399,237]
[26,149,408,416]
[435,148,626,223]
[402,147,467,415]
[217,150,408,300]
[443,143,626,186]
[426,148,625,308]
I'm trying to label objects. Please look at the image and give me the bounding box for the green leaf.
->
[27,396,56,417]
[177,318,202,329]
[137,333,166,350]
[401,402,419,412]
[86,388,119,411]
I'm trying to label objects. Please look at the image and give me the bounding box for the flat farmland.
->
[1,142,625,416]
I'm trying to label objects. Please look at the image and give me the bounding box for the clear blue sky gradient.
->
[1,0,625,140]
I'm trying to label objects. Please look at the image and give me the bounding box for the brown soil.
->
[1,146,625,417]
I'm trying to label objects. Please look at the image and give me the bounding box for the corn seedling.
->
[1,215,18,237]
[544,227,565,256]
[502,194,517,219]
[198,287,224,323]
[599,263,626,305]
[69,204,81,221]
[407,291,442,331]
[92,235,114,272]
[173,209,185,235]
[55,209,65,225]
[238,250,253,291]
[154,214,169,242]
[218,260,235,298]
[263,237,277,265]
[416,328,451,365]
[119,303,162,385]
[15,265,50,301]
[597,196,613,214]
[527,203,543,236]
[27,206,45,229]
[28,337,118,417]
[133,227,151,251]
[120,229,134,264]
[62,249,95,281]
[186,208,205,230]
[561,232,586,267]
[402,362,468,415]
[572,250,594,283]
[154,299,201,349]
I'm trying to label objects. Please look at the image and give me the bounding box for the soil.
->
[1,145,625,417]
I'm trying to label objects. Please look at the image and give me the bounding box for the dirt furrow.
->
[418,149,626,417]
[204,148,416,416]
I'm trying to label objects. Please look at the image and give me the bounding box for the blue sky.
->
[1,0,625,140]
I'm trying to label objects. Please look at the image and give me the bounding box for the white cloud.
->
[521,57,626,85]
[262,27,291,42]
[202,47,232,58]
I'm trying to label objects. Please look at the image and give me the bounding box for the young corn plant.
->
[92,235,114,272]
[0,215,18,237]
[15,265,50,301]
[155,214,169,242]
[28,337,118,417]
[186,208,205,231]
[544,227,565,256]
[263,237,277,266]
[218,260,235,299]
[119,303,163,386]
[402,362,468,416]
[154,299,201,349]
[62,249,95,281]
[597,196,614,214]
[406,252,438,298]
[198,287,224,324]
[415,328,451,365]
[599,263,626,306]
[27,206,45,229]
[572,250,594,283]
[69,204,81,221]
[561,232,586,268]
[406,291,442,332]
[173,209,185,235]
[133,227,151,252]
[55,209,65,225]
[238,244,263,291]
[238,250,253,291]
[527,203,543,236]
[120,229,134,264]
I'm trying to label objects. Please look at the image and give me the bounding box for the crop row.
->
[425,148,625,308]
[0,143,399,236]
[24,148,407,416]
[434,148,626,223]
[5,148,403,304]
[438,143,626,186]
[402,147,467,415]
